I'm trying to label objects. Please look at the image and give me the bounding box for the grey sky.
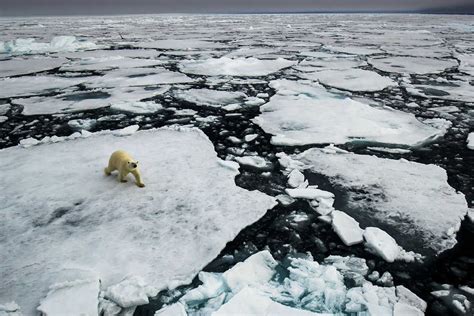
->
[1,0,473,16]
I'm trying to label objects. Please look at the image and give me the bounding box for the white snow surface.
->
[288,148,467,252]
[136,39,223,50]
[0,36,99,55]
[37,279,99,316]
[0,57,67,77]
[174,89,247,108]
[0,127,276,315]
[364,227,400,263]
[179,57,296,77]
[298,68,397,92]
[60,56,164,72]
[368,56,458,74]
[253,79,445,147]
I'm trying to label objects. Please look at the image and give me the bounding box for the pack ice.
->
[289,148,467,253]
[158,251,427,315]
[0,127,276,315]
[0,36,99,55]
[179,57,296,77]
[1,57,67,78]
[253,79,446,147]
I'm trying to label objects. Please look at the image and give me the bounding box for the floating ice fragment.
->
[234,156,273,171]
[286,188,334,200]
[287,169,305,188]
[331,211,364,246]
[364,227,400,263]
[104,276,156,308]
[467,133,474,150]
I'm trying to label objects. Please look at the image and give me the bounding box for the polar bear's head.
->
[126,160,139,171]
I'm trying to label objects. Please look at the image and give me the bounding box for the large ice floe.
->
[253,79,446,147]
[0,75,91,99]
[179,57,296,77]
[283,148,467,253]
[156,251,427,315]
[0,36,99,55]
[368,56,458,74]
[85,67,194,88]
[135,39,224,50]
[60,56,165,72]
[0,127,276,315]
[298,68,398,92]
[1,57,67,78]
[13,85,169,115]
[403,79,474,103]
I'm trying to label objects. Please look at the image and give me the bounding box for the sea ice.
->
[103,276,156,308]
[60,56,164,72]
[37,279,99,316]
[0,75,90,99]
[1,57,67,77]
[179,57,296,77]
[325,45,383,55]
[287,169,305,188]
[287,148,468,252]
[0,127,276,315]
[234,156,273,171]
[85,67,194,89]
[298,68,397,92]
[254,80,445,147]
[110,101,163,114]
[0,36,98,55]
[331,211,364,246]
[136,39,223,50]
[467,133,474,150]
[174,89,247,108]
[363,227,400,263]
[368,56,458,74]
[404,80,474,102]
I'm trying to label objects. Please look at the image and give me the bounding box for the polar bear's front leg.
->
[118,171,129,183]
[131,169,145,188]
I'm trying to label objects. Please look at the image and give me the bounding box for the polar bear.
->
[104,150,145,188]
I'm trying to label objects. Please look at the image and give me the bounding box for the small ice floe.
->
[1,57,67,77]
[0,36,99,55]
[299,68,397,92]
[103,276,157,308]
[235,156,273,171]
[110,101,163,114]
[68,119,97,131]
[244,134,258,142]
[325,45,383,55]
[135,39,223,50]
[466,132,474,150]
[174,89,247,108]
[331,211,364,246]
[404,79,474,102]
[179,57,296,77]
[162,250,426,315]
[37,279,100,316]
[368,56,458,74]
[60,56,164,72]
[285,187,334,200]
[363,227,400,262]
[367,147,411,154]
[0,116,8,123]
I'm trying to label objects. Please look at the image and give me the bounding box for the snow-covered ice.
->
[85,67,194,89]
[234,156,273,171]
[368,56,458,74]
[298,68,397,92]
[0,127,276,314]
[179,57,296,77]
[0,75,90,99]
[136,39,223,50]
[110,101,163,114]
[1,57,67,77]
[254,79,445,147]
[363,227,400,263]
[174,89,247,108]
[0,36,99,55]
[37,279,99,316]
[60,56,164,72]
[404,80,474,102]
[287,148,468,252]
[331,211,364,246]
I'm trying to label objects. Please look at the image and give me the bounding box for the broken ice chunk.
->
[287,169,305,188]
[364,227,400,263]
[104,276,157,308]
[234,156,273,171]
[331,211,364,246]
[393,302,424,316]
[222,250,277,293]
[154,303,187,316]
[285,188,334,200]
